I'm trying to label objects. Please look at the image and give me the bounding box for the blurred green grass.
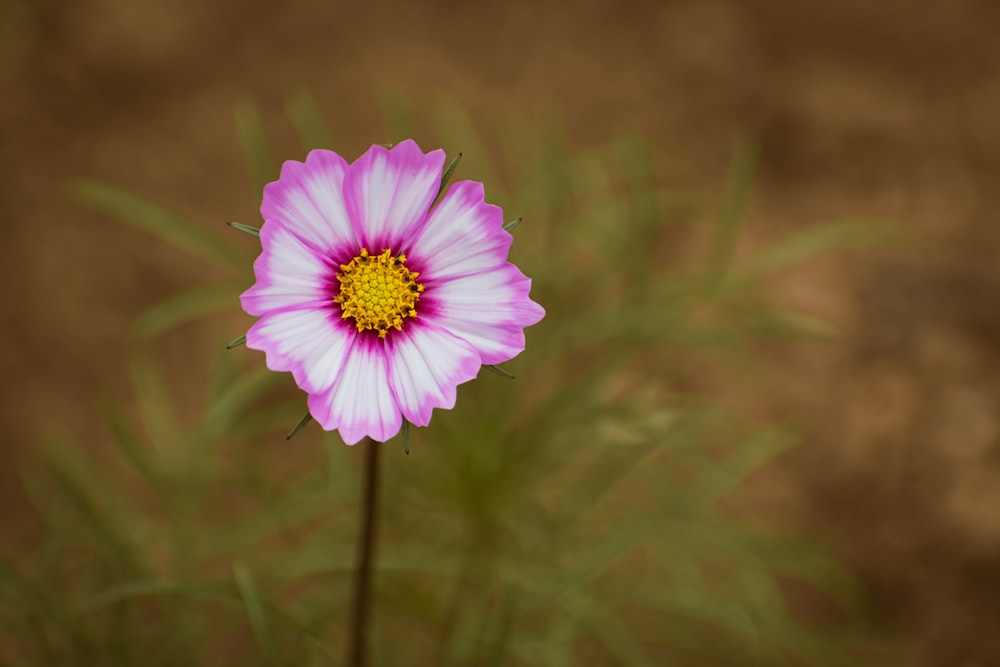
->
[3,92,898,666]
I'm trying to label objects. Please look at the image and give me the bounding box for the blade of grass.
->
[130,356,181,465]
[196,364,283,444]
[730,218,900,284]
[708,140,756,293]
[233,564,276,667]
[0,555,93,655]
[38,444,145,577]
[235,102,277,192]
[477,588,519,667]
[131,281,242,337]
[70,180,244,272]
[748,535,870,619]
[378,84,417,141]
[566,593,654,667]
[285,88,333,149]
[698,428,799,503]
[95,398,162,494]
[89,580,338,659]
[430,99,508,201]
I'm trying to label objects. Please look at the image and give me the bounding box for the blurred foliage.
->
[3,93,897,666]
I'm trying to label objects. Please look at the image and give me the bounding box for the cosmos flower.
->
[239,140,545,445]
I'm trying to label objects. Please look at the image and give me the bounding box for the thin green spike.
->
[226,221,260,237]
[402,418,410,455]
[286,412,313,440]
[484,364,515,380]
[226,335,247,350]
[503,218,522,232]
[437,152,463,199]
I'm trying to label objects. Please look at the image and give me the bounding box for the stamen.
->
[333,248,424,338]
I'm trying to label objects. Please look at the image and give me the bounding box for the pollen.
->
[333,248,424,338]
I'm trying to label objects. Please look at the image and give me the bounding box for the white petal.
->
[410,180,512,281]
[309,337,401,445]
[247,308,354,393]
[240,221,333,315]
[261,150,358,254]
[425,264,545,365]
[344,140,445,251]
[386,322,481,427]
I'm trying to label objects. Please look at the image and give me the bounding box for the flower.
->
[240,140,545,445]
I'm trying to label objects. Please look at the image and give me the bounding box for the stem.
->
[347,437,380,667]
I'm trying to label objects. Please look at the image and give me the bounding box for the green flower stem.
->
[347,437,380,667]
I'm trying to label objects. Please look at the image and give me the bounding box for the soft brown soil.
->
[3,0,999,663]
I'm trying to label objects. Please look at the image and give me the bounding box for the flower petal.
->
[386,321,481,427]
[423,264,545,365]
[261,149,358,254]
[308,337,401,445]
[409,180,513,281]
[344,140,446,251]
[246,307,353,394]
[240,221,334,316]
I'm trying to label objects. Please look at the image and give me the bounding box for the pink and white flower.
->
[239,140,545,445]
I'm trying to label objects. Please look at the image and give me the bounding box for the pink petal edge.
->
[240,220,334,316]
[343,140,446,252]
[246,307,354,394]
[421,262,545,365]
[407,179,513,281]
[307,336,402,445]
[386,321,482,427]
[260,149,359,255]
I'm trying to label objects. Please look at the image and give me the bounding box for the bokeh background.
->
[2,0,999,664]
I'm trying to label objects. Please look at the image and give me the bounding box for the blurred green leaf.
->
[196,364,282,443]
[69,180,244,272]
[0,555,93,656]
[89,579,338,659]
[378,84,417,141]
[35,442,146,578]
[236,102,277,192]
[569,593,655,667]
[285,89,333,150]
[699,428,800,503]
[129,355,182,463]
[731,218,900,284]
[132,281,241,337]
[95,398,162,495]
[233,564,276,667]
[709,140,757,292]
[430,99,508,201]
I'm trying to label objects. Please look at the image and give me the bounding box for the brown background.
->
[3,0,999,663]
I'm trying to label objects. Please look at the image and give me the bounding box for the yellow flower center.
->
[333,248,424,338]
